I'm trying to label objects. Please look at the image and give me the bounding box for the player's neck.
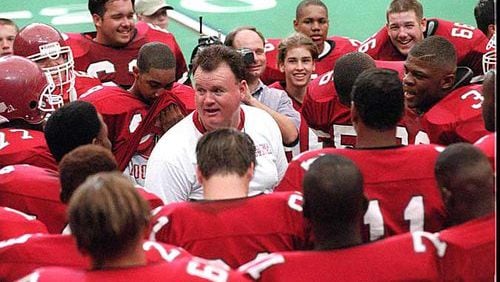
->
[313,225,363,251]
[98,240,146,269]
[202,174,249,200]
[285,83,307,104]
[355,126,399,148]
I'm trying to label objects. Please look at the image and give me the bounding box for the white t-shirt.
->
[145,105,288,203]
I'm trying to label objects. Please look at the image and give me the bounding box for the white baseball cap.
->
[135,0,173,16]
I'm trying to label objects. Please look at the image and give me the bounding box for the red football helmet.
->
[13,23,75,106]
[0,55,55,125]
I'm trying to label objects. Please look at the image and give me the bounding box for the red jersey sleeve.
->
[421,84,489,145]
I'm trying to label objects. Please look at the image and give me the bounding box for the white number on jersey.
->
[364,196,425,241]
[412,231,447,257]
[460,89,484,109]
[142,241,182,262]
[318,70,334,86]
[451,22,476,40]
[238,253,285,280]
[287,193,303,212]
[333,124,413,148]
[186,258,229,282]
[358,37,377,53]
[0,129,34,150]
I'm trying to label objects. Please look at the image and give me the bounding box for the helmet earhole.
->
[29,100,38,109]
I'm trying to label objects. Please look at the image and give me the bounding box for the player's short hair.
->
[408,35,457,73]
[277,32,318,66]
[0,18,19,32]
[296,0,328,20]
[196,128,256,179]
[434,142,493,222]
[68,171,150,269]
[334,52,376,106]
[435,143,492,185]
[224,26,266,48]
[191,45,247,82]
[88,0,135,17]
[59,144,118,204]
[474,0,495,36]
[137,42,175,73]
[303,154,364,224]
[386,0,424,22]
[351,68,404,131]
[44,101,102,162]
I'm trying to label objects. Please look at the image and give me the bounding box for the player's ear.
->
[245,162,255,181]
[440,72,455,91]
[293,19,299,32]
[350,102,359,125]
[132,65,140,78]
[279,62,285,73]
[92,14,102,28]
[195,166,204,186]
[239,80,249,100]
[420,17,427,33]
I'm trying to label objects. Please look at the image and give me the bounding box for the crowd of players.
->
[0,0,496,281]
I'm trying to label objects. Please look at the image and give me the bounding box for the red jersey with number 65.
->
[0,128,58,171]
[421,83,488,145]
[262,36,359,85]
[238,231,445,281]
[301,61,423,148]
[150,192,309,268]
[64,21,187,88]
[276,145,446,242]
[359,18,488,76]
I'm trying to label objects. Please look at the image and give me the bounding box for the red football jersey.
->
[69,71,103,102]
[0,234,88,281]
[359,18,489,76]
[276,145,446,241]
[0,234,190,282]
[438,214,495,282]
[0,128,57,171]
[301,63,418,148]
[151,192,309,268]
[0,165,65,234]
[262,36,359,85]
[0,207,48,241]
[26,257,251,282]
[239,231,445,281]
[474,133,496,170]
[64,21,187,88]
[421,83,489,145]
[81,83,194,184]
[268,82,323,161]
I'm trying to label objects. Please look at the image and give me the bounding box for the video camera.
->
[236,48,255,65]
[188,17,223,77]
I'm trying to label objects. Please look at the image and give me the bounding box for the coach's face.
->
[193,62,246,132]
[93,0,135,47]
